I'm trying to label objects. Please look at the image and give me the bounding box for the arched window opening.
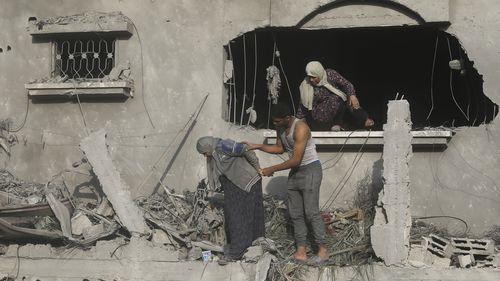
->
[224,26,498,130]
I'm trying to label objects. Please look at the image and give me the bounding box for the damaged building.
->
[0,0,499,280]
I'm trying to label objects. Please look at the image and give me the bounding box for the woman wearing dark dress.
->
[296,61,374,131]
[196,136,265,261]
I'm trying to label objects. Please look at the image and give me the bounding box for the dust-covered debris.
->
[80,129,149,235]
[136,180,226,254]
[0,119,18,156]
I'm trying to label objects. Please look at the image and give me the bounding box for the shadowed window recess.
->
[224,26,498,130]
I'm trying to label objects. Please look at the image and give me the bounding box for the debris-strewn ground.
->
[1,169,499,281]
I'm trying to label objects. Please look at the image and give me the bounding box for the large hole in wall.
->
[224,25,498,130]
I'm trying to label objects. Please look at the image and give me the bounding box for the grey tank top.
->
[279,118,319,166]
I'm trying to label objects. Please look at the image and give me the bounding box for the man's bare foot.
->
[293,245,307,261]
[317,245,328,260]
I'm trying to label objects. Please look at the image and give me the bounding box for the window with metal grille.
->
[52,36,115,80]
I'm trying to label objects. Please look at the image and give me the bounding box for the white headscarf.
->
[299,61,347,110]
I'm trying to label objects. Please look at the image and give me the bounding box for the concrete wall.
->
[0,0,499,235]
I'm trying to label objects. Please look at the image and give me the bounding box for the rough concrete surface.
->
[80,129,149,235]
[0,2,499,280]
[0,1,498,235]
[371,100,413,266]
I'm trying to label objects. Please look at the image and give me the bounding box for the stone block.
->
[427,234,453,258]
[450,237,495,256]
[458,254,475,268]
[71,212,92,236]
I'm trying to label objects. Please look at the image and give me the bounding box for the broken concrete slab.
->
[82,223,105,240]
[27,11,133,36]
[254,253,275,281]
[80,129,149,235]
[46,192,72,238]
[370,100,413,266]
[71,212,92,236]
[426,234,454,258]
[0,217,62,240]
[451,237,495,256]
[242,245,263,262]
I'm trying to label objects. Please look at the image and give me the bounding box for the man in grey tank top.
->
[246,103,327,264]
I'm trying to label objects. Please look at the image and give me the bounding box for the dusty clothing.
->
[196,136,264,260]
[287,161,325,246]
[277,124,325,247]
[277,118,318,166]
[296,68,356,127]
[196,137,261,192]
[221,176,265,260]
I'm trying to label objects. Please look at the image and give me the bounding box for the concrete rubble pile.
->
[0,129,272,266]
[406,232,500,269]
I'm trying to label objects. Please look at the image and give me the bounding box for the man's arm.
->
[261,122,310,176]
[246,135,285,155]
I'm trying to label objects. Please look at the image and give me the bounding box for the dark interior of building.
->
[225,25,498,130]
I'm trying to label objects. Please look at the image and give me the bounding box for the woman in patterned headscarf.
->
[196,136,265,261]
[297,61,374,131]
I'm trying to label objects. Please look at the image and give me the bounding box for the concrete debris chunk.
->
[243,245,264,262]
[426,234,453,258]
[80,129,149,235]
[252,237,277,253]
[82,223,105,240]
[188,246,202,261]
[458,254,475,268]
[255,253,276,281]
[450,237,495,256]
[431,256,451,268]
[46,193,72,238]
[71,212,93,236]
[370,100,413,266]
[151,229,171,245]
[474,254,495,268]
[408,244,433,268]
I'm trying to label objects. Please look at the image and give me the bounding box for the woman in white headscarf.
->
[297,61,373,131]
[196,136,265,261]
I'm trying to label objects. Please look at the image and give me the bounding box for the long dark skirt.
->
[220,176,265,260]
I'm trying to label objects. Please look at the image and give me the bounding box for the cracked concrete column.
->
[370,100,413,266]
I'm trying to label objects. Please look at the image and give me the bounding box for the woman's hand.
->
[349,95,360,109]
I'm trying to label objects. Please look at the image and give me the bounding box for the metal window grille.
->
[52,37,115,79]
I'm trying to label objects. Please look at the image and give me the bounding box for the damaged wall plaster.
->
[371,100,413,266]
[0,0,498,235]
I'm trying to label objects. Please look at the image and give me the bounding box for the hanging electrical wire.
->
[322,130,371,210]
[228,42,238,124]
[126,16,156,129]
[426,33,439,121]
[267,40,277,129]
[239,34,247,126]
[246,32,258,126]
[273,35,296,115]
[446,36,470,122]
[227,49,233,123]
